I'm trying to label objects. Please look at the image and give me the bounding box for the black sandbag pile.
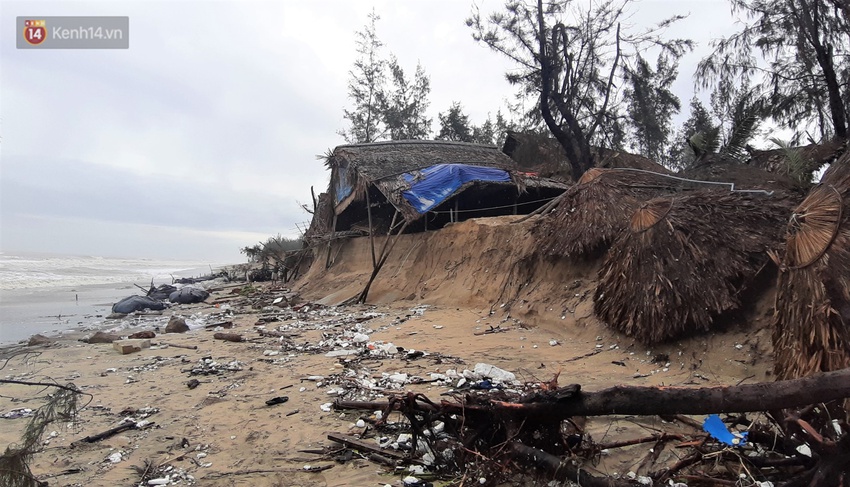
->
[169,286,209,304]
[112,295,168,314]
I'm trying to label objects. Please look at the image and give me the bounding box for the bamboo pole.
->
[366,188,376,269]
[358,219,410,304]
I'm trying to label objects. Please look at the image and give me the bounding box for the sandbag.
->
[112,295,167,314]
[169,286,209,304]
[148,284,177,301]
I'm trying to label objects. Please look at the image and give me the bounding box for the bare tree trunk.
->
[337,366,850,418]
[798,0,848,138]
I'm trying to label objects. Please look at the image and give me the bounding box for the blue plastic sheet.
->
[335,165,354,204]
[401,164,512,214]
[703,414,748,446]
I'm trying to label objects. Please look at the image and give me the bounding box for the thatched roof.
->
[326,140,566,222]
[772,150,850,380]
[535,168,683,259]
[680,155,805,195]
[330,140,517,182]
[594,189,795,344]
[747,138,847,179]
[501,131,671,181]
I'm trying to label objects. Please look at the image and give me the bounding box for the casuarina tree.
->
[467,0,691,179]
[340,10,386,144]
[697,0,850,141]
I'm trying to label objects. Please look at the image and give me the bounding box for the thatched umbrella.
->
[772,153,850,380]
[535,168,681,259]
[594,190,795,344]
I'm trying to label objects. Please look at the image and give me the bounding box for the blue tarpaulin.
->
[703,414,748,446]
[401,163,512,214]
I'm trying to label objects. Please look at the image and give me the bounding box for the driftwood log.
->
[338,367,850,418]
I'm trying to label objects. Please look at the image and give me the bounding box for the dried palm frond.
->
[594,190,794,344]
[535,169,680,259]
[773,151,850,379]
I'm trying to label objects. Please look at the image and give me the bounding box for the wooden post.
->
[454,198,459,222]
[358,215,408,304]
[366,188,376,269]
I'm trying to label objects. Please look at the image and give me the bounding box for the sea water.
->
[0,251,228,345]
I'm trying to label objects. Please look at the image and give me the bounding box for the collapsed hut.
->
[535,168,683,259]
[314,140,567,302]
[772,151,850,380]
[320,140,567,235]
[594,189,795,344]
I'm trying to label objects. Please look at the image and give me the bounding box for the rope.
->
[608,167,775,196]
[427,195,560,215]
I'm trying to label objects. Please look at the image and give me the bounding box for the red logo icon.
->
[23,20,46,46]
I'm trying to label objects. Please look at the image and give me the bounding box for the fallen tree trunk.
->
[337,367,850,418]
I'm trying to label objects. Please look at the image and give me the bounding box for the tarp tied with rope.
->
[320,140,568,227]
[401,164,513,214]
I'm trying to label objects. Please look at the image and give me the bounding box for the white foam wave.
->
[0,252,226,290]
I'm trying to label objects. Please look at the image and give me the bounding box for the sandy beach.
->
[0,267,772,487]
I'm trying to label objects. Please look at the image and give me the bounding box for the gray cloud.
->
[1,0,729,262]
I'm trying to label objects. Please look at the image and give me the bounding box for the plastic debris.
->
[703,414,748,446]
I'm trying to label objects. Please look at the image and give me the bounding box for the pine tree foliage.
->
[623,53,681,165]
[380,57,432,140]
[340,10,386,144]
[696,0,850,140]
[437,102,474,142]
[340,11,434,143]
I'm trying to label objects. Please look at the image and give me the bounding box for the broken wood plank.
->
[204,321,234,329]
[213,332,244,342]
[74,420,154,444]
[326,432,406,460]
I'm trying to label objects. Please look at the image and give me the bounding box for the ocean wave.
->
[0,252,225,290]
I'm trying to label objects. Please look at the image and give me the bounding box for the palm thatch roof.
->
[501,131,671,181]
[325,140,566,222]
[747,138,847,180]
[535,168,683,259]
[772,151,850,380]
[594,190,795,344]
[680,154,805,195]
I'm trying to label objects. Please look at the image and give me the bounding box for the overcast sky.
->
[0,0,735,264]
